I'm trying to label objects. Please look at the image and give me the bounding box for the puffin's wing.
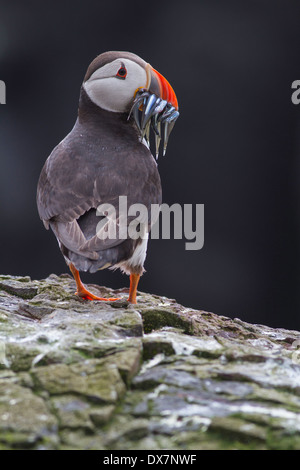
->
[37,139,160,258]
[37,142,98,225]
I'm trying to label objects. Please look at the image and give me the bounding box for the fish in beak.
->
[129,63,179,158]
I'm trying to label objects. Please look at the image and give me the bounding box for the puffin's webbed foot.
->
[75,286,120,302]
[69,263,141,304]
[69,263,120,302]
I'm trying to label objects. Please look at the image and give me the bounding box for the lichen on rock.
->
[0,273,300,449]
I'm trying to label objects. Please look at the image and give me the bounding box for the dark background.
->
[0,0,299,329]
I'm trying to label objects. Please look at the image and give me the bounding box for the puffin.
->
[37,51,179,304]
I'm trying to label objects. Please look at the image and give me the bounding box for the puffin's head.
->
[83,51,179,157]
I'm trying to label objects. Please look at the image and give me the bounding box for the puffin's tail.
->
[59,208,135,273]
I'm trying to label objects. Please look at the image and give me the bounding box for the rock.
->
[0,273,300,449]
[0,380,58,449]
[0,275,38,299]
[31,360,126,403]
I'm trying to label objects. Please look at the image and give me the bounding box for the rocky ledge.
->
[0,273,300,450]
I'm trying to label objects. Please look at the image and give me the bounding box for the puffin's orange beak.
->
[146,64,179,110]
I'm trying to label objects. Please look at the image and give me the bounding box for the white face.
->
[83,58,148,113]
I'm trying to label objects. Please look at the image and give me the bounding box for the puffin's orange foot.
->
[69,263,120,302]
[75,287,120,302]
[127,273,140,304]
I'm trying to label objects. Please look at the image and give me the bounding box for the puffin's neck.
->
[78,86,137,132]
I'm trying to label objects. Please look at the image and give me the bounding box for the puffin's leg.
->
[128,273,140,304]
[69,263,120,301]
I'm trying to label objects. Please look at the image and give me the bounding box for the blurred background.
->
[0,0,299,329]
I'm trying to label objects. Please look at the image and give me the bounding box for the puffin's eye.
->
[116,67,127,79]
